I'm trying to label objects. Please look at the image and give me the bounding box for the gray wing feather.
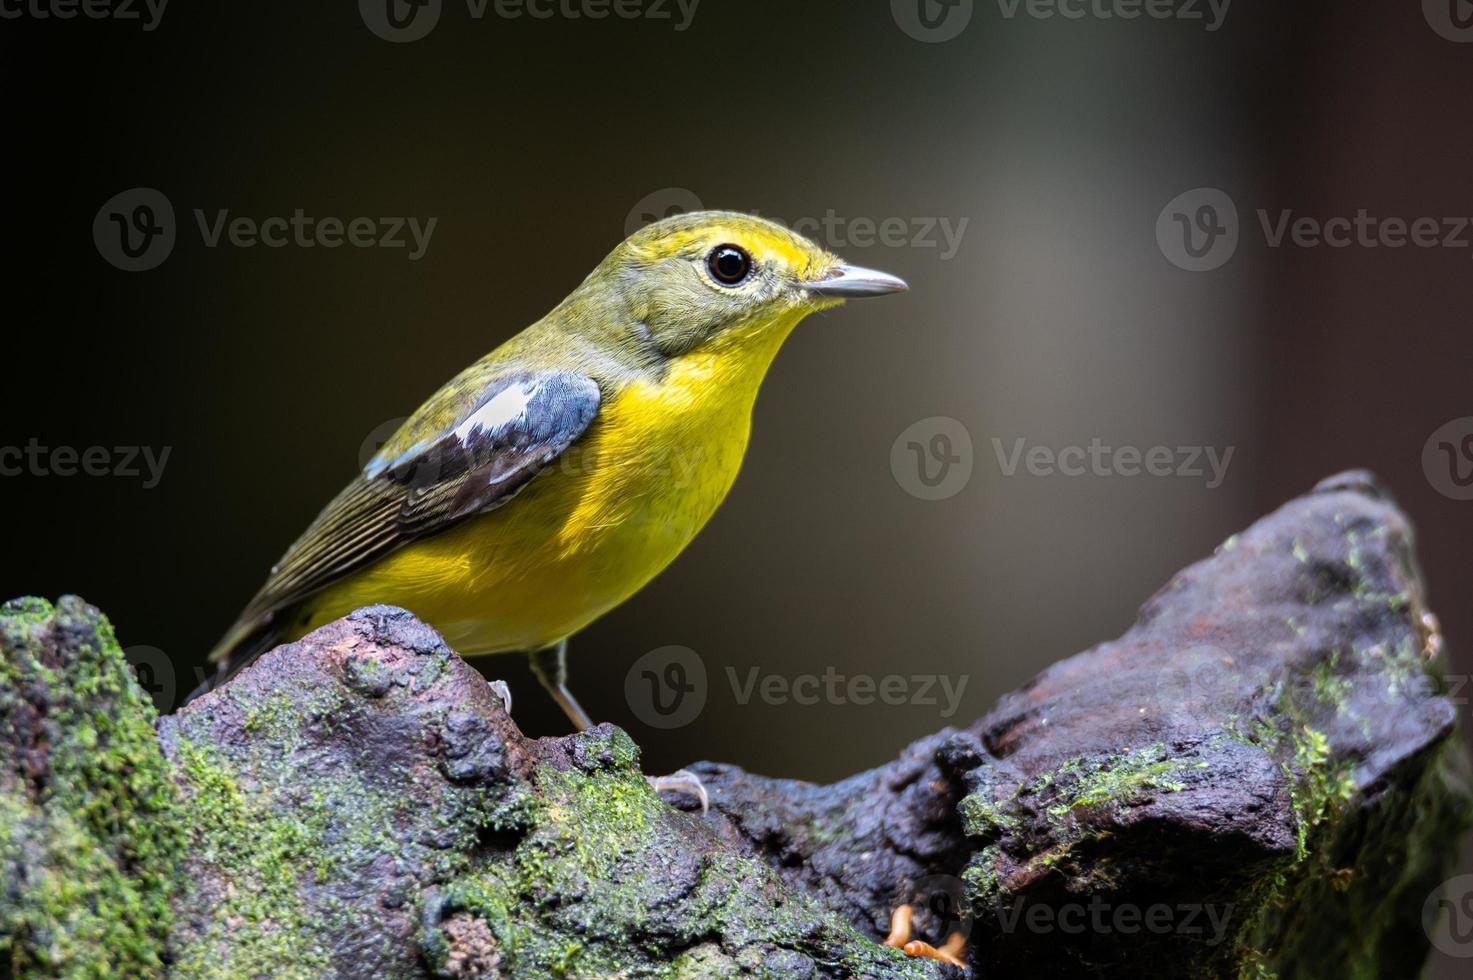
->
[209,369,601,670]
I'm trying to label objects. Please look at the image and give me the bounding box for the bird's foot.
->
[648,768,709,814]
[883,904,968,967]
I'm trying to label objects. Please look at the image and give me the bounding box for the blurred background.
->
[5,2,1472,972]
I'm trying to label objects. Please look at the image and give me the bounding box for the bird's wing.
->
[209,368,601,672]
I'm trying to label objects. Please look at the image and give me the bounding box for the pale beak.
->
[803,263,909,298]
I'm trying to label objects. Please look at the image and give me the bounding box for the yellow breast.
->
[297,317,798,655]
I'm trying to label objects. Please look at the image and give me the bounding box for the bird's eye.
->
[707,244,753,286]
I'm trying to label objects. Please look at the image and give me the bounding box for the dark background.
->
[4,2,1471,973]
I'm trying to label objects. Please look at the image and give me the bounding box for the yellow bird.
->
[207,211,907,730]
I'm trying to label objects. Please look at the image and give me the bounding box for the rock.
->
[692,471,1472,977]
[0,472,1467,978]
[0,596,182,977]
[156,604,945,979]
[955,470,1470,977]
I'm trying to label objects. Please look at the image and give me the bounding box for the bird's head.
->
[586,210,907,359]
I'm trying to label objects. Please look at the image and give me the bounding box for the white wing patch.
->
[452,380,535,443]
[362,371,599,485]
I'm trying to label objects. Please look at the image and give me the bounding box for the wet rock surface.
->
[1,472,1468,978]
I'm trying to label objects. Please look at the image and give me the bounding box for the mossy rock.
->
[0,472,1468,979]
[0,596,182,977]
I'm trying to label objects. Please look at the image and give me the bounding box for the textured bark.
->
[1,471,1468,978]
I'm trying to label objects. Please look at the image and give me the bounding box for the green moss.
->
[1044,745,1207,817]
[169,738,331,978]
[1309,654,1353,716]
[1226,672,1359,862]
[959,791,1020,835]
[426,746,939,979]
[0,596,183,978]
[167,713,493,976]
[959,743,1204,843]
[959,743,1207,917]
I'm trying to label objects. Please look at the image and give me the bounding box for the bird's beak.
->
[803,263,909,298]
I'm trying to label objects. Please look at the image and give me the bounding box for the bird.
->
[204,210,908,734]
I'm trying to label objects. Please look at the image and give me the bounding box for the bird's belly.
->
[301,369,753,654]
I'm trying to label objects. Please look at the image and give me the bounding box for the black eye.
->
[707,244,753,286]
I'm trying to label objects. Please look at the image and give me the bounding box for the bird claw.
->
[648,768,709,814]
[488,680,512,715]
[883,904,968,968]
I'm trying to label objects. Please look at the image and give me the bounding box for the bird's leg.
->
[530,641,709,813]
[529,639,593,732]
